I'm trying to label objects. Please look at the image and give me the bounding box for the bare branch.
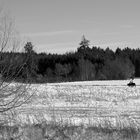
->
[0,8,34,128]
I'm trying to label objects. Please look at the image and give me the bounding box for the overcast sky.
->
[1,0,140,53]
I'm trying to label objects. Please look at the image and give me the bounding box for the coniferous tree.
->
[77,35,90,56]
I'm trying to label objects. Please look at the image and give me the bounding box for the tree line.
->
[0,36,140,83]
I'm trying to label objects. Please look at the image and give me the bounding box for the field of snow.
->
[48,78,140,86]
[15,79,140,128]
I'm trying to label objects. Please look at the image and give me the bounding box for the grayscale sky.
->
[1,0,140,53]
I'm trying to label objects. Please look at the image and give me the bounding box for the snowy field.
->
[15,79,140,128]
[48,78,140,86]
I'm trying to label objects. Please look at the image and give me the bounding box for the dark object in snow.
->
[127,81,136,87]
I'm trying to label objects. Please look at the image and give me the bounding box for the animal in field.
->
[127,77,136,87]
[127,81,136,87]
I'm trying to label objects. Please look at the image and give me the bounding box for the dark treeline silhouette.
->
[0,36,140,83]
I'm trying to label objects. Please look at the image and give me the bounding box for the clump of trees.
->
[0,35,139,83]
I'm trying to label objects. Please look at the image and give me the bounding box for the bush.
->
[102,58,135,80]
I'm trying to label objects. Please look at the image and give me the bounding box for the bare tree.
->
[0,8,32,127]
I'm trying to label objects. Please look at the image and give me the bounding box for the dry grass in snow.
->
[10,79,140,128]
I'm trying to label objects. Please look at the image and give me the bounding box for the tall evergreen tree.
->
[79,35,90,48]
[77,35,90,58]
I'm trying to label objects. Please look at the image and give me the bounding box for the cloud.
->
[21,30,76,37]
[94,42,131,50]
[35,42,130,53]
[35,42,78,54]
[120,25,134,29]
[103,32,120,35]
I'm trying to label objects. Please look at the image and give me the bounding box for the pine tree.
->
[79,35,90,48]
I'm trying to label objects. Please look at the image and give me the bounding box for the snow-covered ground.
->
[13,79,140,127]
[46,78,140,86]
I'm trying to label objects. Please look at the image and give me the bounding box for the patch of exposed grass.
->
[1,122,140,140]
